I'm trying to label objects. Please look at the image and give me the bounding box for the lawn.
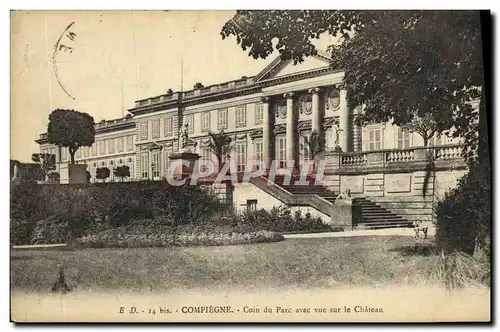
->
[11,236,442,293]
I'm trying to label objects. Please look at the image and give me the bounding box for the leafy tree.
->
[207,130,234,172]
[31,153,56,181]
[95,167,110,182]
[86,171,91,183]
[222,10,490,255]
[114,165,131,182]
[401,113,442,147]
[47,109,96,164]
[299,130,326,170]
[221,10,486,162]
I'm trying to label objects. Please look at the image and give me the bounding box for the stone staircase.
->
[352,197,414,229]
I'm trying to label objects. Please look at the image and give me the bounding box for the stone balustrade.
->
[324,144,467,173]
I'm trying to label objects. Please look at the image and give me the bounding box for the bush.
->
[435,160,491,256]
[10,182,229,245]
[233,206,338,234]
[77,222,284,248]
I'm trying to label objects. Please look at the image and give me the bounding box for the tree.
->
[47,109,96,164]
[114,165,131,182]
[222,10,489,255]
[299,130,326,171]
[400,113,441,148]
[207,130,234,172]
[221,10,486,162]
[86,171,91,183]
[31,153,56,182]
[95,167,110,182]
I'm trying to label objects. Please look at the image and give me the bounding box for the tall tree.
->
[299,130,326,171]
[114,165,131,182]
[207,130,234,172]
[47,109,96,164]
[31,153,56,182]
[221,10,486,162]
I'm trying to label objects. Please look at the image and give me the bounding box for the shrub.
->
[234,206,337,233]
[435,160,491,256]
[77,222,284,248]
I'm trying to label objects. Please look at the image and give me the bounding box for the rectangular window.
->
[300,133,311,164]
[218,109,227,130]
[152,120,160,138]
[277,137,287,168]
[397,127,410,149]
[140,152,149,179]
[83,146,89,158]
[61,147,68,161]
[235,143,247,172]
[164,147,173,177]
[200,148,212,173]
[201,112,210,132]
[108,139,115,154]
[368,129,382,151]
[91,144,97,156]
[151,150,160,179]
[117,137,124,152]
[75,148,82,159]
[247,199,258,212]
[99,141,106,155]
[185,115,194,134]
[164,117,173,137]
[255,103,264,125]
[140,122,148,140]
[126,136,134,151]
[254,140,263,162]
[235,105,247,127]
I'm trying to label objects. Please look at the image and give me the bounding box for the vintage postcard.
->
[10,10,491,323]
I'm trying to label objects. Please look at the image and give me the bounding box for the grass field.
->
[11,236,446,293]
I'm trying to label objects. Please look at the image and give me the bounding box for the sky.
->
[10,10,335,163]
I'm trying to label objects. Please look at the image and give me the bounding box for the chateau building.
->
[36,51,467,228]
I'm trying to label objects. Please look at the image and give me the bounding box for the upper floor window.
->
[235,105,247,127]
[367,128,383,151]
[116,137,123,152]
[108,139,115,154]
[152,120,160,139]
[218,109,227,130]
[91,144,97,156]
[184,115,194,134]
[397,127,411,149]
[83,146,90,158]
[140,122,148,140]
[255,103,264,125]
[61,147,68,161]
[126,135,134,151]
[99,140,106,155]
[164,117,173,137]
[201,112,210,132]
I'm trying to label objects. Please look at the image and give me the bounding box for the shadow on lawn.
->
[389,242,438,257]
[10,255,35,261]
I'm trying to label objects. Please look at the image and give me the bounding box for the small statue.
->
[180,123,189,150]
[333,125,344,147]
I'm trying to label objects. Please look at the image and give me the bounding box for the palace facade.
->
[36,51,468,228]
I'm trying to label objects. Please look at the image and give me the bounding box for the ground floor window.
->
[235,143,247,172]
[151,150,161,179]
[140,152,149,179]
[254,140,263,163]
[276,137,286,168]
[247,199,257,212]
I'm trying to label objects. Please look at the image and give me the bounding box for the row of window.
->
[136,137,314,179]
[138,104,265,141]
[58,136,135,160]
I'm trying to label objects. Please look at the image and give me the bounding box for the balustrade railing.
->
[325,144,465,169]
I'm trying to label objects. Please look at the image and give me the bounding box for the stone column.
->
[309,87,322,135]
[261,97,272,170]
[339,85,350,152]
[352,106,363,152]
[284,92,296,169]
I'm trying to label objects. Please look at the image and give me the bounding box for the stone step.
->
[356,222,414,230]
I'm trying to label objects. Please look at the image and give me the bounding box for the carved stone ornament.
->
[275,100,287,119]
[326,88,340,111]
[299,94,313,115]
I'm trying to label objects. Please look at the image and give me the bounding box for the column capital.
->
[283,92,295,99]
[336,83,346,90]
[261,96,271,103]
[308,87,322,94]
